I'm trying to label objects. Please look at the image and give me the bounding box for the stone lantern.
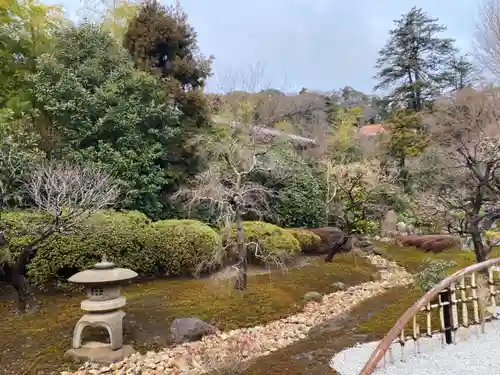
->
[65,256,138,363]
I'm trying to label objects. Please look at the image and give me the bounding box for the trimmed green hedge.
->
[286,228,322,253]
[229,221,301,265]
[2,212,331,286]
[145,219,219,276]
[1,211,220,285]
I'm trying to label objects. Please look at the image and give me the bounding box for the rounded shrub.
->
[5,211,220,286]
[350,220,379,235]
[396,234,461,252]
[27,210,152,285]
[144,219,220,276]
[485,230,500,241]
[286,228,322,253]
[1,210,53,264]
[229,221,301,265]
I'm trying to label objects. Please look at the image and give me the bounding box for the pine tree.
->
[124,0,212,91]
[374,7,457,112]
[124,0,213,130]
[448,55,475,91]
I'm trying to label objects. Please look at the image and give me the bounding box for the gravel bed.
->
[65,255,412,375]
[330,320,500,375]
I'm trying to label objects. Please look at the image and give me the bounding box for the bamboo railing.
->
[358,257,500,375]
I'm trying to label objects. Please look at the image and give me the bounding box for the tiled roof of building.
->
[359,123,385,136]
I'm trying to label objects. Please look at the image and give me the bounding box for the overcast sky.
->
[56,0,479,94]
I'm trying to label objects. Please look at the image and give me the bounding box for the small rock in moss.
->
[331,282,347,290]
[170,317,217,343]
[303,291,323,303]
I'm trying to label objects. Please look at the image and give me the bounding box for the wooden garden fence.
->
[358,256,500,375]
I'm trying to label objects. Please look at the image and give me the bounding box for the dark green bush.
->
[1,210,55,262]
[271,167,325,228]
[27,210,153,285]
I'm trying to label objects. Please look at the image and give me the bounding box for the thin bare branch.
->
[26,161,120,229]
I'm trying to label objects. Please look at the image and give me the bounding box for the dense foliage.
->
[124,0,214,208]
[0,0,497,298]
[1,0,475,231]
[0,110,44,209]
[30,24,185,217]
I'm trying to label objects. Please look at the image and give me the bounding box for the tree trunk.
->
[1,261,37,313]
[471,230,486,263]
[1,231,41,313]
[406,70,417,111]
[398,155,411,193]
[234,207,248,290]
[414,69,422,112]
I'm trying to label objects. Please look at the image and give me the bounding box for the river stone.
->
[357,239,373,249]
[331,281,347,290]
[303,291,323,303]
[170,318,217,343]
[396,221,407,234]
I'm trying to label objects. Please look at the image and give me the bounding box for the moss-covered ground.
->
[242,244,500,375]
[242,286,409,375]
[0,253,376,375]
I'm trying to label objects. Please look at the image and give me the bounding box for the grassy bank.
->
[0,253,375,375]
[373,242,500,273]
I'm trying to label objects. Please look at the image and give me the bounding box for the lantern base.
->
[65,341,135,364]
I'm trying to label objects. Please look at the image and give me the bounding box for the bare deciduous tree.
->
[174,123,294,290]
[475,0,500,79]
[329,159,396,232]
[214,63,326,134]
[421,87,500,262]
[304,106,392,229]
[0,161,119,312]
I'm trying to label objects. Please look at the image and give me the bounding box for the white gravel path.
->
[330,319,500,375]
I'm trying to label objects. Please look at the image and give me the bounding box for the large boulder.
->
[308,227,352,262]
[169,318,217,344]
[381,210,398,237]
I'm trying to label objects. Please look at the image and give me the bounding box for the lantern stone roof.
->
[68,257,138,284]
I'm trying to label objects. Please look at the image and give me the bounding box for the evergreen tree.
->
[448,55,475,92]
[124,0,213,122]
[31,24,181,218]
[382,109,429,192]
[374,7,457,112]
[124,0,214,217]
